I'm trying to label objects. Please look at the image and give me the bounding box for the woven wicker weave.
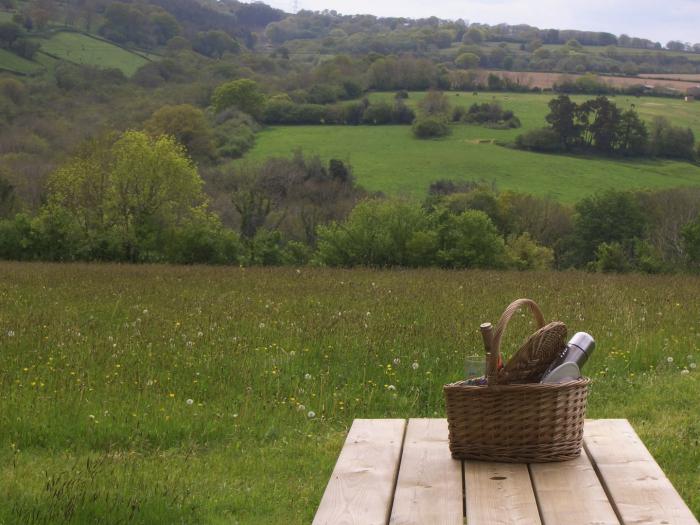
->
[444,299,590,463]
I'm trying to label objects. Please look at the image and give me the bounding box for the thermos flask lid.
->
[569,332,595,354]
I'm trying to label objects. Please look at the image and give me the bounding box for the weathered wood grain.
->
[465,460,541,525]
[584,419,699,525]
[312,418,406,525]
[529,448,619,525]
[389,418,463,525]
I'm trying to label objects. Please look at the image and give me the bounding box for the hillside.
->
[246,92,700,201]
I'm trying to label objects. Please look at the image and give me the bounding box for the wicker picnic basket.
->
[444,299,590,463]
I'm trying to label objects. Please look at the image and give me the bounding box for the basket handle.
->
[488,299,546,383]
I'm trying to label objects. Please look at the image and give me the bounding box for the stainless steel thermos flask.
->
[541,332,595,383]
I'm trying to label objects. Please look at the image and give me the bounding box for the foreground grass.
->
[0,263,698,523]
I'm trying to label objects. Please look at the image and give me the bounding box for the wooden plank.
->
[389,418,463,525]
[584,419,699,525]
[529,448,619,525]
[465,460,542,525]
[313,419,407,525]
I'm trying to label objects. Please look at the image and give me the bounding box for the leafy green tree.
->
[417,90,450,116]
[192,30,240,58]
[545,95,580,150]
[505,233,554,270]
[617,109,648,156]
[455,52,480,69]
[572,190,647,266]
[316,199,434,267]
[433,209,507,269]
[212,79,266,119]
[47,131,208,261]
[145,104,215,161]
[462,27,484,44]
[682,215,700,268]
[579,96,621,153]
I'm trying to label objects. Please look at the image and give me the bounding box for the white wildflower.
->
[7,330,14,337]
[667,356,674,363]
[307,411,316,419]
[297,404,306,411]
[186,399,194,405]
[387,385,396,391]
[681,369,690,375]
[412,362,419,370]
[304,373,312,380]
[690,363,697,369]
[393,357,401,365]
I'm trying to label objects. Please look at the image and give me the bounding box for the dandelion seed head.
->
[690,363,697,369]
[387,384,396,391]
[681,369,690,375]
[307,411,316,419]
[412,362,419,370]
[667,356,674,363]
[186,399,194,405]
[304,373,312,380]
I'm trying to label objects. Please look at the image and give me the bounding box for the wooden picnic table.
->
[313,418,698,525]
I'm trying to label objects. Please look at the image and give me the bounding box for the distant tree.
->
[145,104,215,161]
[455,52,480,69]
[212,79,266,119]
[616,109,648,156]
[0,22,21,48]
[579,96,622,153]
[666,40,686,51]
[192,30,240,58]
[150,12,181,45]
[417,90,450,116]
[649,117,695,160]
[462,27,484,44]
[545,95,580,149]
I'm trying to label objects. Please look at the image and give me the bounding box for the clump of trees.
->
[516,95,695,160]
[452,102,521,129]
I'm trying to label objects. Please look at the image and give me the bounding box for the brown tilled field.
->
[484,70,700,92]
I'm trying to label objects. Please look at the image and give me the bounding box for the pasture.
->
[30,32,152,76]
[246,92,700,201]
[0,262,698,523]
[0,48,43,75]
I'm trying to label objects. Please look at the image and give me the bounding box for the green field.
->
[246,92,700,201]
[0,263,698,523]
[0,48,43,75]
[31,32,151,76]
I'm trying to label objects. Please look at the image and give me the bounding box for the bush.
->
[412,117,450,139]
[515,128,563,152]
[362,101,394,124]
[316,199,434,267]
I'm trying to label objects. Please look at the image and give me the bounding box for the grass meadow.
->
[0,262,698,523]
[246,92,700,201]
[30,32,151,76]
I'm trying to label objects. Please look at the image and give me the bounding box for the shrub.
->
[412,117,450,139]
[515,128,563,152]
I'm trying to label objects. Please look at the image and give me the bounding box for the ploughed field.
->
[0,262,698,523]
[246,92,700,202]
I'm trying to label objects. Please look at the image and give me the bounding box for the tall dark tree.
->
[545,95,579,150]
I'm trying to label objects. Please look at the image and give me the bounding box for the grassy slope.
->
[246,92,700,201]
[0,263,697,524]
[0,48,43,74]
[31,32,150,76]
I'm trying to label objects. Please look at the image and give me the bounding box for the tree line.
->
[517,95,697,160]
[2,130,700,274]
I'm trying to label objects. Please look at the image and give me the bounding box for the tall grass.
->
[0,262,698,523]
